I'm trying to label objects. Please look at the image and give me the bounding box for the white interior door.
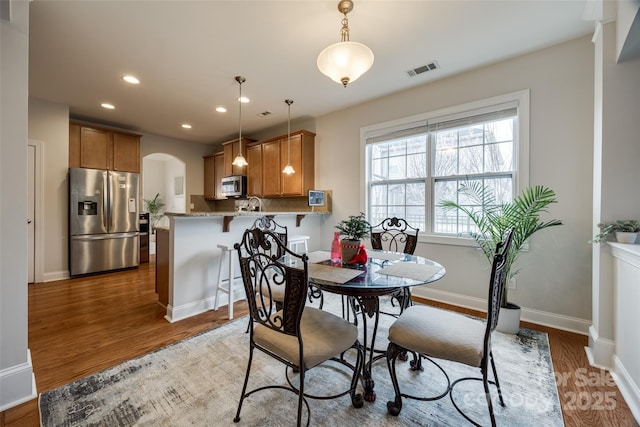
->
[28,144,35,283]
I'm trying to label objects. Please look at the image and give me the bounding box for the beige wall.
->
[315,36,595,326]
[140,133,212,208]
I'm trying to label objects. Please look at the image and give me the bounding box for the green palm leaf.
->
[439,182,562,307]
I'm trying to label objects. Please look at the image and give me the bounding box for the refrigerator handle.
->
[108,173,114,229]
[103,174,108,229]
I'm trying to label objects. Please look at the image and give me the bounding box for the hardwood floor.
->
[1,258,637,426]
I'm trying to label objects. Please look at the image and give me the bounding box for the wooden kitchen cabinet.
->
[260,130,315,197]
[203,154,216,200]
[246,143,263,196]
[112,133,140,172]
[261,139,281,197]
[69,122,141,172]
[222,137,253,176]
[155,228,169,307]
[214,152,225,199]
[203,151,226,200]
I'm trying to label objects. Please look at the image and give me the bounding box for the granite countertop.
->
[166,211,328,217]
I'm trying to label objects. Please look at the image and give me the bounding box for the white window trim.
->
[360,89,530,247]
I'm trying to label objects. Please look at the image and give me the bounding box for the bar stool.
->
[214,243,241,319]
[288,234,309,255]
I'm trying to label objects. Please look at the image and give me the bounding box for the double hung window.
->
[365,91,528,238]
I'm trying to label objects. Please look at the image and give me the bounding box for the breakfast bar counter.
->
[158,211,328,323]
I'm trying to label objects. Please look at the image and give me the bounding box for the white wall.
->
[589,19,640,369]
[315,36,595,328]
[28,98,70,281]
[0,0,36,411]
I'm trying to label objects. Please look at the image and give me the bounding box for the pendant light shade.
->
[282,99,295,175]
[232,75,248,168]
[317,0,374,88]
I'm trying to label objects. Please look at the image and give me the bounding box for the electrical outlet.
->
[190,203,195,209]
[508,278,517,290]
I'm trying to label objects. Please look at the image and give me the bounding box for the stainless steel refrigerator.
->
[69,168,140,276]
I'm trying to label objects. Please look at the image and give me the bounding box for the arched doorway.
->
[142,153,186,253]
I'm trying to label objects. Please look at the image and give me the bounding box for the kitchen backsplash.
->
[189,195,328,213]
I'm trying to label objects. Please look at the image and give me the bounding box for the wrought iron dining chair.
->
[233,228,364,426]
[385,228,514,427]
[247,216,323,310]
[370,217,420,315]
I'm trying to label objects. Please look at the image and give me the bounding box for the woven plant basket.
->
[340,239,360,263]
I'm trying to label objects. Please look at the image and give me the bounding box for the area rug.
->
[39,296,564,426]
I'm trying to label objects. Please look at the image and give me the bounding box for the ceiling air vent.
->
[257,111,272,117]
[405,61,439,77]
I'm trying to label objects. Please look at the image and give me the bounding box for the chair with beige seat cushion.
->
[233,227,364,427]
[385,228,514,427]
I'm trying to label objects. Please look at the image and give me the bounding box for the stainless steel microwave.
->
[221,175,247,197]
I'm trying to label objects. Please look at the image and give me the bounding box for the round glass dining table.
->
[306,249,446,402]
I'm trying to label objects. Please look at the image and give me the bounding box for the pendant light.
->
[282,99,295,175]
[317,0,374,88]
[232,75,248,168]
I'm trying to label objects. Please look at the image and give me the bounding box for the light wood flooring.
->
[1,257,637,426]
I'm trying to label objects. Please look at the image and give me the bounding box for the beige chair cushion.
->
[254,307,358,369]
[388,305,486,367]
[259,282,285,303]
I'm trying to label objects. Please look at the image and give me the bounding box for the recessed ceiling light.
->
[122,75,140,84]
[101,103,115,110]
[216,107,227,113]
[181,124,192,129]
[239,97,250,104]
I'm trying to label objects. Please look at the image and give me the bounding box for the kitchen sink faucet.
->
[248,196,263,212]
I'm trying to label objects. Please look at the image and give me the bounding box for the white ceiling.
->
[28,0,595,145]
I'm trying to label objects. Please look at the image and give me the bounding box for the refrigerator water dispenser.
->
[78,201,97,215]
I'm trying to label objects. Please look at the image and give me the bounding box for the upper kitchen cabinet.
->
[203,154,216,200]
[261,130,315,198]
[203,151,226,200]
[222,137,254,176]
[69,122,141,173]
[246,143,263,197]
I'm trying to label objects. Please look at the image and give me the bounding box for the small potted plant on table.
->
[335,212,370,263]
[592,220,640,244]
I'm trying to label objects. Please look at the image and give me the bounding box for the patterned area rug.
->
[39,296,564,426]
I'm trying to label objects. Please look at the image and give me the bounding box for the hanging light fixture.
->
[282,99,295,175]
[317,0,374,88]
[232,75,248,167]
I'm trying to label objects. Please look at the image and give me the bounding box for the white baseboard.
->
[612,355,640,424]
[585,325,615,370]
[0,350,37,412]
[164,289,244,323]
[43,270,69,283]
[412,287,590,335]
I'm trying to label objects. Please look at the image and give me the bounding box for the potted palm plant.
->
[592,220,640,244]
[143,193,165,233]
[335,212,370,263]
[439,183,562,333]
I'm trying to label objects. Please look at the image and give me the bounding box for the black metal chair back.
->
[485,228,515,336]
[370,217,419,255]
[250,216,288,247]
[236,227,307,336]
